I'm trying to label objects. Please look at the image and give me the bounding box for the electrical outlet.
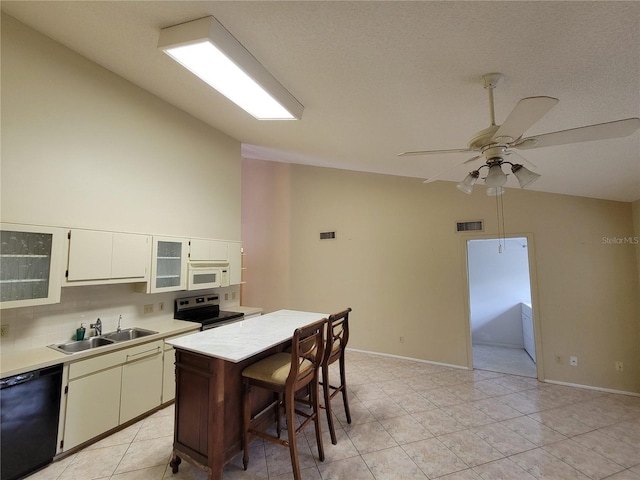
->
[615,361,624,372]
[555,355,562,364]
[224,293,229,301]
[399,336,405,343]
[143,304,154,314]
[0,324,9,338]
[159,302,165,312]
[569,356,578,366]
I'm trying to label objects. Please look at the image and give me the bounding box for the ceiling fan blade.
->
[422,156,481,183]
[493,96,559,143]
[398,148,472,157]
[515,117,640,150]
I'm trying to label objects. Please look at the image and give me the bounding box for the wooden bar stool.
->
[322,308,352,445]
[241,318,327,480]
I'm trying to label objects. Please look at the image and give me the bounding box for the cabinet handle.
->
[126,346,161,362]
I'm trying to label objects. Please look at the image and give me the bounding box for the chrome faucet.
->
[90,318,102,336]
[117,315,122,333]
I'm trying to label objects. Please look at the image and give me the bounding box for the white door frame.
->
[460,232,544,381]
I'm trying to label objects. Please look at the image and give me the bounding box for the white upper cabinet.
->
[66,230,151,284]
[190,239,242,285]
[0,223,66,309]
[189,239,228,261]
[150,236,188,293]
[112,233,151,279]
[228,242,242,285]
[67,230,111,281]
[2,224,239,300]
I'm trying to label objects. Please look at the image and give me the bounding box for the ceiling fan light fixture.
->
[484,164,508,187]
[456,171,479,194]
[511,164,541,188]
[158,16,303,120]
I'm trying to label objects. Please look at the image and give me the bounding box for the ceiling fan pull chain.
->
[500,193,506,251]
[495,193,505,254]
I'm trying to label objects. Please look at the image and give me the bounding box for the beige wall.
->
[3,14,638,394]
[1,14,241,240]
[0,15,241,351]
[242,159,640,394]
[634,199,640,299]
[241,158,292,311]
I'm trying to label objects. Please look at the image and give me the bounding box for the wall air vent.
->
[320,231,336,240]
[456,221,483,232]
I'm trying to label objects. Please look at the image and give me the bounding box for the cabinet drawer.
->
[122,341,163,363]
[69,349,126,379]
[69,340,163,379]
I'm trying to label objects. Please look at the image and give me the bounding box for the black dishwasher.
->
[1,364,63,480]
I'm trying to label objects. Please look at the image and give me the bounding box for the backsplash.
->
[0,284,240,353]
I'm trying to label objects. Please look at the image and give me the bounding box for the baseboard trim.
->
[346,348,640,397]
[473,342,525,350]
[543,379,640,398]
[345,348,469,371]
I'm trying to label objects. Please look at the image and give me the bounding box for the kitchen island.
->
[166,310,327,480]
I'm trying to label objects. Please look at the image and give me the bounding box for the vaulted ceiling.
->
[2,1,639,201]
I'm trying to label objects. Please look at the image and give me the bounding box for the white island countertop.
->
[166,310,327,363]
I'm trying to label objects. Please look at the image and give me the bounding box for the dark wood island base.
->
[170,345,285,480]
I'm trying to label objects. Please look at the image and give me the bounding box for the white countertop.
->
[228,305,263,316]
[167,309,327,363]
[0,318,200,378]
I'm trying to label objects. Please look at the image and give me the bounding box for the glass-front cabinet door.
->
[150,237,188,293]
[0,223,65,309]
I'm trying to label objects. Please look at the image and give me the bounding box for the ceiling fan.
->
[399,73,640,195]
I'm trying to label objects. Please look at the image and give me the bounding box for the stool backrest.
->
[323,308,352,366]
[288,318,327,391]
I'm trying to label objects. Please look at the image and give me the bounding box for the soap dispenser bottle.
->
[76,323,86,341]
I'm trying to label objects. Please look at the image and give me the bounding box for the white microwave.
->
[187,262,230,290]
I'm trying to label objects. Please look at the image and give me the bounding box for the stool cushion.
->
[242,352,312,385]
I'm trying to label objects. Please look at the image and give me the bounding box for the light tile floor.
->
[472,345,537,378]
[29,351,640,480]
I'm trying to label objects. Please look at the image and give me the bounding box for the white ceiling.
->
[2,1,639,201]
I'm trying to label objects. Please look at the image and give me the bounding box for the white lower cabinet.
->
[161,331,198,403]
[162,343,176,403]
[62,340,163,451]
[120,344,163,423]
[63,366,122,450]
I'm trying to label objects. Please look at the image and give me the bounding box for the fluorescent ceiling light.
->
[158,16,303,120]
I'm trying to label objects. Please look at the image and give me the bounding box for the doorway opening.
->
[466,237,537,378]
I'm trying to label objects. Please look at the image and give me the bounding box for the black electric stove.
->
[174,294,244,330]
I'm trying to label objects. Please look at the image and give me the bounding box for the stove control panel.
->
[175,294,219,312]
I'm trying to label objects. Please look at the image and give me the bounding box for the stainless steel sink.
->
[102,328,157,342]
[49,336,115,354]
[48,328,158,354]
